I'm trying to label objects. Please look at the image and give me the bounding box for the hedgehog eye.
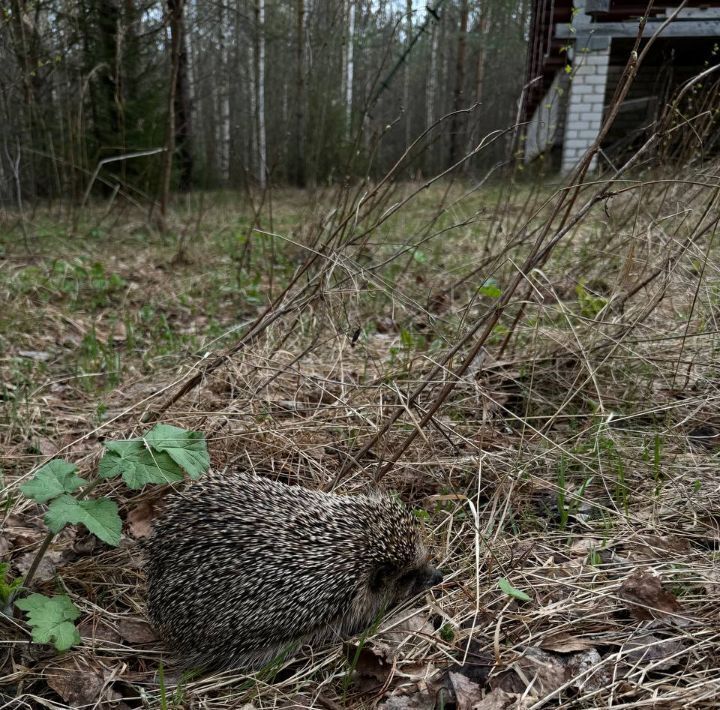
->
[369,564,397,592]
[396,570,418,589]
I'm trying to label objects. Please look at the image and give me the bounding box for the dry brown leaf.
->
[126,502,156,539]
[111,320,128,343]
[117,618,157,644]
[564,649,608,692]
[18,350,51,361]
[3,519,45,548]
[624,535,691,561]
[473,688,523,710]
[379,607,435,646]
[15,549,65,582]
[568,538,605,557]
[350,644,392,683]
[515,647,608,697]
[449,671,484,710]
[619,568,684,621]
[77,617,122,644]
[621,634,686,672]
[514,648,566,696]
[539,633,597,654]
[35,437,59,457]
[377,686,436,710]
[45,656,106,706]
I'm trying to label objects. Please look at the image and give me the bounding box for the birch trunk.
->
[256,0,267,188]
[294,0,305,186]
[159,0,182,230]
[247,3,257,180]
[425,16,438,174]
[217,3,230,184]
[403,0,412,149]
[345,0,355,140]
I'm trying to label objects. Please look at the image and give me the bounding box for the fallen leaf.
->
[345,642,392,694]
[540,633,597,654]
[111,320,127,343]
[565,649,608,692]
[619,569,684,622]
[624,535,691,562]
[377,686,436,710]
[77,617,122,644]
[620,634,686,672]
[18,350,51,361]
[379,607,434,646]
[126,501,156,539]
[473,688,521,710]
[117,618,157,644]
[449,671,484,710]
[36,438,59,457]
[44,655,105,707]
[15,550,66,582]
[515,648,566,696]
[515,647,608,697]
[45,656,116,706]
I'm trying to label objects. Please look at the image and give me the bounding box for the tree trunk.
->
[256,0,267,188]
[403,0,412,149]
[294,0,306,186]
[449,0,469,166]
[425,15,438,174]
[217,2,230,184]
[172,0,193,191]
[466,1,491,166]
[345,0,355,141]
[159,0,183,230]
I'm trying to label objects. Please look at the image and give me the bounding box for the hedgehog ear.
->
[369,563,398,593]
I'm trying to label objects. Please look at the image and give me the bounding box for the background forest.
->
[0,0,527,204]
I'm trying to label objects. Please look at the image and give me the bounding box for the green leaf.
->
[45,495,122,546]
[399,328,414,350]
[98,439,184,489]
[0,563,22,606]
[145,424,210,479]
[15,593,81,651]
[19,460,87,503]
[479,278,502,299]
[498,577,532,602]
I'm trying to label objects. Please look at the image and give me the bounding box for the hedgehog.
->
[144,470,443,671]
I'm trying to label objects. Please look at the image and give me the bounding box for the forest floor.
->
[1,175,720,709]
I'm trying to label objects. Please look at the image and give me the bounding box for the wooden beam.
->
[557,19,720,38]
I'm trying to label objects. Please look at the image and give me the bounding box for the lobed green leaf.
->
[19,460,87,503]
[98,440,184,489]
[45,495,122,546]
[145,424,210,479]
[15,593,81,651]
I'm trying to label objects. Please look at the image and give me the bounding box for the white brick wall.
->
[524,73,569,163]
[561,44,611,173]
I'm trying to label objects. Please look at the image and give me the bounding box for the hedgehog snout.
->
[426,566,444,587]
[417,565,443,591]
[400,563,443,600]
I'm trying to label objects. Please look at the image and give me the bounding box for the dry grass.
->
[2,159,720,708]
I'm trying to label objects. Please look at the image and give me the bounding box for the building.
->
[523,0,720,172]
